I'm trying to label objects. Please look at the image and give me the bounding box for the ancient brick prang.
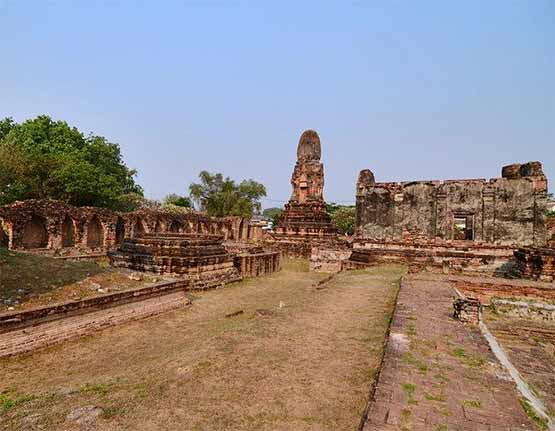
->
[0,199,257,254]
[109,233,241,288]
[355,161,548,246]
[514,247,555,282]
[271,130,338,258]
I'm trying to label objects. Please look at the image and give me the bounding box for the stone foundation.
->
[109,233,241,288]
[345,239,514,275]
[309,243,352,272]
[513,247,555,282]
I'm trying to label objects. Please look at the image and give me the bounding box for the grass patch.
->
[433,373,450,383]
[402,383,417,405]
[0,390,35,413]
[462,399,482,408]
[102,406,127,419]
[435,424,448,431]
[400,408,412,431]
[520,399,548,431]
[449,347,485,368]
[79,383,110,395]
[425,392,447,402]
[406,323,417,336]
[403,352,428,374]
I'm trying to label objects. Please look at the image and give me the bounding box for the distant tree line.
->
[0,115,267,218]
[0,116,143,211]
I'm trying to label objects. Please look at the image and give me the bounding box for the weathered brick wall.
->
[356,162,548,246]
[310,244,353,272]
[513,247,555,282]
[0,200,254,253]
[233,251,281,277]
[547,217,555,247]
[347,239,515,275]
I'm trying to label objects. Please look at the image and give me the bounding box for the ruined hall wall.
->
[0,199,256,252]
[547,217,555,247]
[356,164,548,246]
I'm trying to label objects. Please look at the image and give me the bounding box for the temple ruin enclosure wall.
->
[356,162,548,246]
[547,217,555,247]
[0,199,256,253]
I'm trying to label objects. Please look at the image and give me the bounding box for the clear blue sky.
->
[1,1,553,207]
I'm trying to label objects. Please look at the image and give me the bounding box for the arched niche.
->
[0,219,8,248]
[115,217,125,245]
[169,220,182,233]
[87,216,104,248]
[134,218,146,237]
[21,215,48,249]
[61,216,76,247]
[154,220,163,233]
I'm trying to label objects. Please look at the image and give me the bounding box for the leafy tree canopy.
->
[262,207,283,228]
[0,115,143,210]
[189,171,266,218]
[326,202,356,235]
[162,193,192,208]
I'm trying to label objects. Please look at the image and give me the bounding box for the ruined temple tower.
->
[272,130,337,257]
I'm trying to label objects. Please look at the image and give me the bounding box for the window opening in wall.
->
[453,213,474,241]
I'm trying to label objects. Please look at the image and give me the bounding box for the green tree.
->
[189,171,266,218]
[263,207,283,228]
[326,202,356,235]
[162,193,192,208]
[0,115,143,209]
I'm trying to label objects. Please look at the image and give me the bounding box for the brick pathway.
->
[363,275,536,431]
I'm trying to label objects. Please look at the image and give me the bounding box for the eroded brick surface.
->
[356,162,548,246]
[363,275,535,431]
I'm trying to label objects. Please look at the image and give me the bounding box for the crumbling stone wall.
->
[356,162,548,246]
[547,218,555,247]
[0,200,254,253]
[514,247,555,282]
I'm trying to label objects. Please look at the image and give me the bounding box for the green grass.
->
[462,399,482,408]
[402,383,418,405]
[449,347,485,368]
[0,390,35,413]
[425,392,447,402]
[520,399,548,431]
[403,352,428,374]
[79,383,110,396]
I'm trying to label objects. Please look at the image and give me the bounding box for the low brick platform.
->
[0,291,190,358]
[347,240,515,275]
[362,275,535,430]
[109,233,241,288]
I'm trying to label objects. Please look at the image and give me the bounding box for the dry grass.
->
[0,260,405,431]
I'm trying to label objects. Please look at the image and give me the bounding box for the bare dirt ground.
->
[0,260,405,431]
[363,274,538,431]
[0,249,162,312]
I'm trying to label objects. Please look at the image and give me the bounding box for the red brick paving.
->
[363,275,537,431]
